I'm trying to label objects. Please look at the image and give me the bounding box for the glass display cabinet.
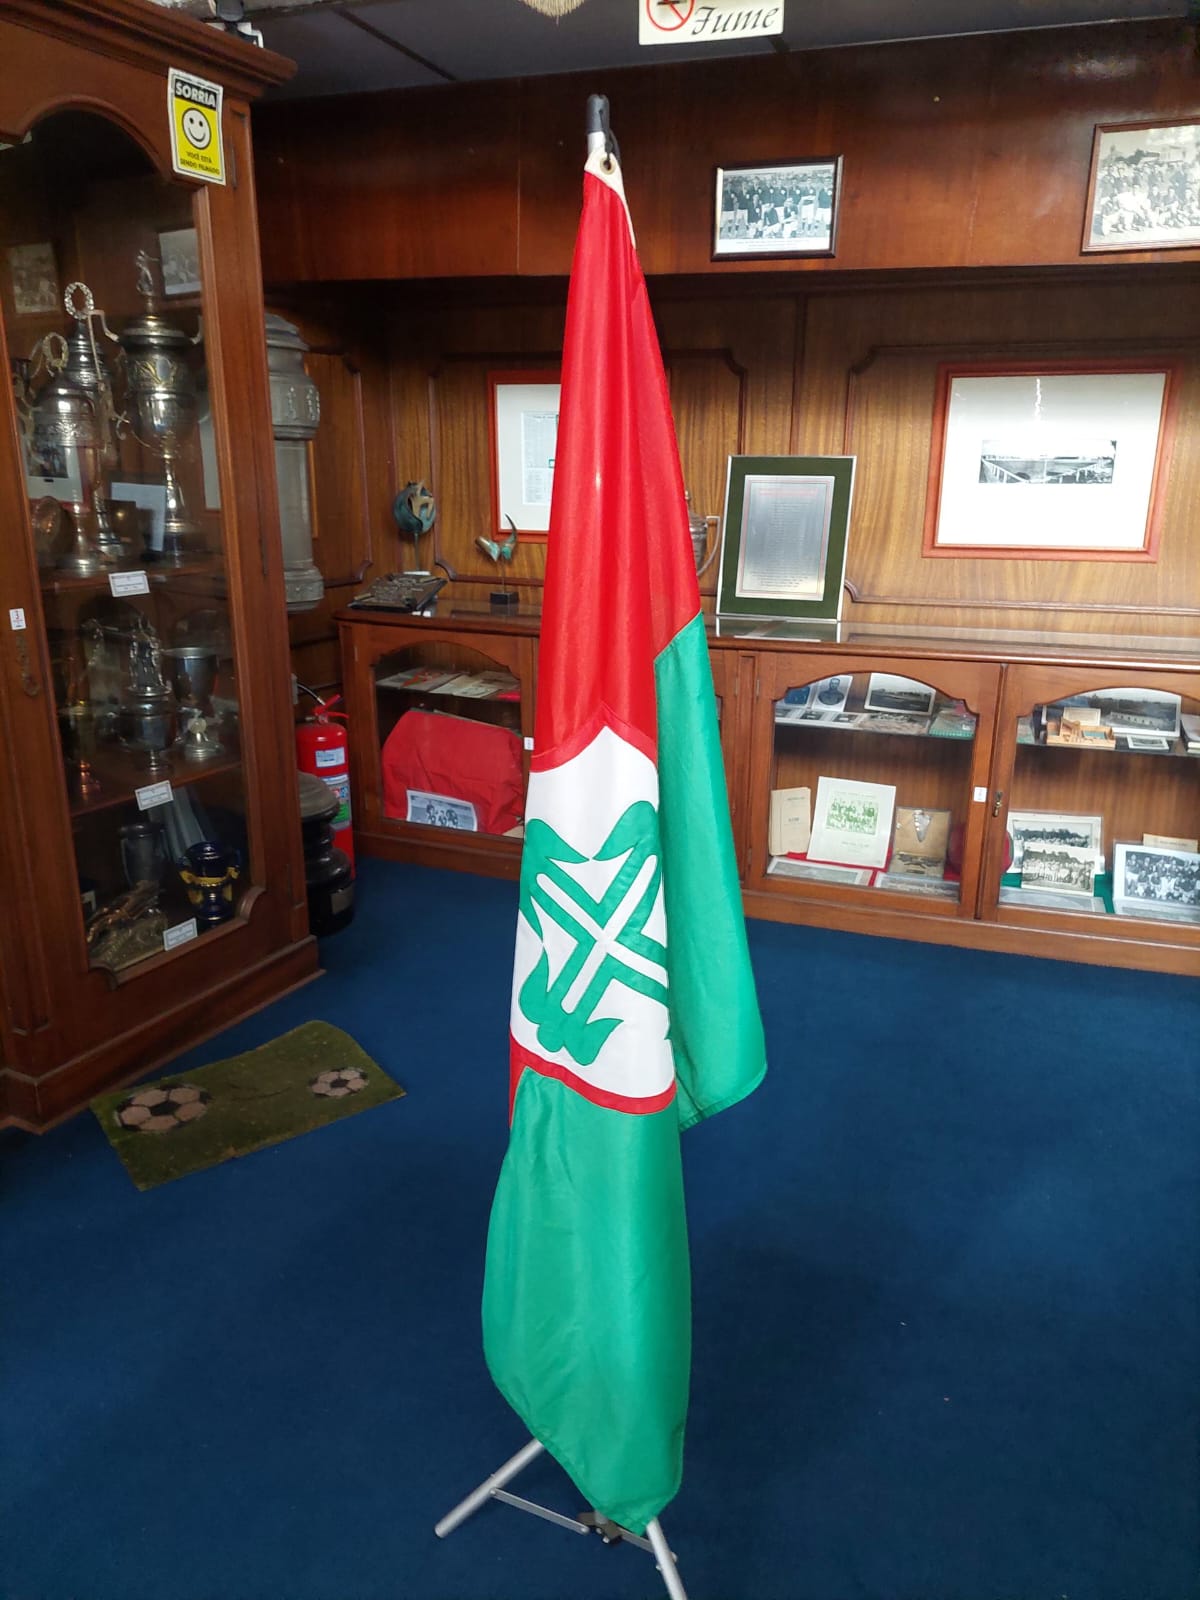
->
[984,659,1200,959]
[745,651,1001,920]
[0,2,315,1128]
[338,605,537,878]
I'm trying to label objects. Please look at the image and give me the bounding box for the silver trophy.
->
[119,252,201,564]
[119,616,176,773]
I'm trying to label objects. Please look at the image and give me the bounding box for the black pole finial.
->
[585,93,619,164]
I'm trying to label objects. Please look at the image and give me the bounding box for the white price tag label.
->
[8,608,25,631]
[109,570,150,597]
[523,736,534,751]
[163,918,198,951]
[136,780,175,811]
[973,786,988,803]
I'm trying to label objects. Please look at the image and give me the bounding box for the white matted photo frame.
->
[923,359,1179,561]
[1113,841,1200,920]
[488,368,560,541]
[716,454,855,622]
[1083,118,1200,253]
[713,158,842,259]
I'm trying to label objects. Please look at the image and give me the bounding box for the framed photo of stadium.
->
[922,359,1179,561]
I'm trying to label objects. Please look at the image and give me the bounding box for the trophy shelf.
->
[39,557,222,597]
[68,750,242,819]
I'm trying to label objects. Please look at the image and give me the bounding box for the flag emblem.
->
[511,724,674,1109]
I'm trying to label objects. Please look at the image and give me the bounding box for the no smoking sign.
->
[639,0,783,45]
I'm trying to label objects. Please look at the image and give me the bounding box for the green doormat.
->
[91,1021,404,1191]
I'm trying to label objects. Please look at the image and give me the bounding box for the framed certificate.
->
[716,454,855,622]
[488,368,560,541]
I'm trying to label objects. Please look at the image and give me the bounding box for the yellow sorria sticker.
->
[168,68,224,185]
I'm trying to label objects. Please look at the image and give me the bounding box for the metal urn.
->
[119,252,200,563]
[265,313,323,612]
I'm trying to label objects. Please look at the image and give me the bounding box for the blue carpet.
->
[2,858,1197,1600]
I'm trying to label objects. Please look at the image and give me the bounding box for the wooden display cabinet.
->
[338,605,538,879]
[983,660,1200,973]
[337,607,1199,977]
[0,1,318,1129]
[743,649,1001,925]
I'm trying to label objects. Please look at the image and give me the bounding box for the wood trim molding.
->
[0,0,295,96]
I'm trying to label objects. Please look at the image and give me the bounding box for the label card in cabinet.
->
[109,571,150,597]
[8,608,25,630]
[163,919,198,952]
[136,780,174,811]
[167,69,225,186]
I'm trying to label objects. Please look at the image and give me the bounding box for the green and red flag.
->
[481,121,766,1535]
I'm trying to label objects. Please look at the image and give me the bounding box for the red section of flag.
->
[534,167,700,766]
[509,1036,677,1119]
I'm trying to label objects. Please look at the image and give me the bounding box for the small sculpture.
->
[393,481,437,571]
[476,516,520,609]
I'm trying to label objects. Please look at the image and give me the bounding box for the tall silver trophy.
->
[119,251,201,564]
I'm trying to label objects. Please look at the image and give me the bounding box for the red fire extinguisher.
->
[296,690,355,872]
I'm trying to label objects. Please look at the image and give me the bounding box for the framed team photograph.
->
[923,359,1179,560]
[157,226,202,296]
[1005,811,1103,873]
[716,454,855,623]
[713,158,842,259]
[1113,842,1200,921]
[1083,118,1200,253]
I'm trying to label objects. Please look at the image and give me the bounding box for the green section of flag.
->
[482,612,766,1534]
[483,1071,690,1533]
[656,612,767,1130]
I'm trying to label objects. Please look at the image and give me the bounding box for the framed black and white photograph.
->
[713,159,842,259]
[1113,842,1200,921]
[1083,118,1200,253]
[1088,686,1181,738]
[864,673,936,718]
[1020,842,1098,897]
[157,227,201,296]
[1006,811,1103,873]
[6,241,58,316]
[716,454,854,623]
[924,360,1178,560]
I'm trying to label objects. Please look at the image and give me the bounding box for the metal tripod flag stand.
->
[435,1438,690,1600]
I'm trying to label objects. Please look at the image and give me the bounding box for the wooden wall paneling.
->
[253,80,523,285]
[797,276,1200,635]
[254,21,1200,284]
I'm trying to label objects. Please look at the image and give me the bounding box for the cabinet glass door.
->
[372,634,527,840]
[4,112,248,973]
[987,665,1200,938]
[751,654,999,916]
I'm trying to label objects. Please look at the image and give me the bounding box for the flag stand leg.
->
[434,1439,690,1598]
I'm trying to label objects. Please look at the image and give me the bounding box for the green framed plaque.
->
[715,454,855,622]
